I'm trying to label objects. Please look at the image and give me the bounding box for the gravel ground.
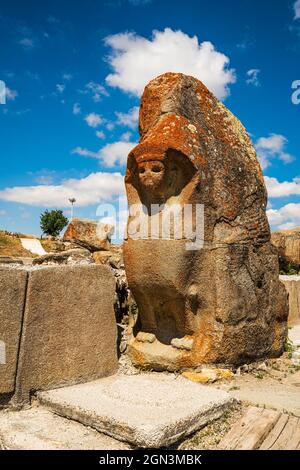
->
[117,353,142,376]
[175,402,244,450]
[117,349,300,449]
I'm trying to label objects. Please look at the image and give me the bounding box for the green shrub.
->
[280,262,299,276]
[40,209,68,237]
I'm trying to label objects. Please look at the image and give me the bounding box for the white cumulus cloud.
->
[72,140,136,167]
[104,28,236,99]
[19,37,35,49]
[56,83,65,93]
[246,69,260,87]
[116,106,139,129]
[120,131,132,141]
[73,102,81,115]
[84,112,103,128]
[85,81,109,102]
[62,73,73,81]
[5,87,18,101]
[0,172,125,207]
[96,130,105,139]
[265,175,300,230]
[267,203,300,231]
[98,141,136,166]
[264,176,300,198]
[294,0,300,19]
[255,134,294,170]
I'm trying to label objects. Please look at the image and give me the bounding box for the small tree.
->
[40,209,68,237]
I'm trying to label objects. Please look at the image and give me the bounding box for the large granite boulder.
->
[63,218,114,252]
[271,228,300,272]
[123,72,288,370]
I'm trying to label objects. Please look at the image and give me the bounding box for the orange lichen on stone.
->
[124,73,288,371]
[131,113,206,169]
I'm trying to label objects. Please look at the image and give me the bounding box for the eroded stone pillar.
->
[124,72,288,370]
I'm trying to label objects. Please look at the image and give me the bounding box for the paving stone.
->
[0,406,131,450]
[37,373,234,448]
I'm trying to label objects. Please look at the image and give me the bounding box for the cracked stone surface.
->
[37,373,234,448]
[124,72,288,370]
[0,406,131,450]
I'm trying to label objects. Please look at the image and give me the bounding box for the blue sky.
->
[0,0,300,236]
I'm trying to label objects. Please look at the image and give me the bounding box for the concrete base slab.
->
[37,373,234,448]
[0,407,131,450]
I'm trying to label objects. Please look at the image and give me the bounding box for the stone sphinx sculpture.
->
[124,72,288,370]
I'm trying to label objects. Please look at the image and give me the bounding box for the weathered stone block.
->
[280,275,300,325]
[0,408,131,450]
[272,228,300,271]
[37,374,234,448]
[32,248,93,265]
[0,267,27,395]
[14,265,118,403]
[63,218,113,252]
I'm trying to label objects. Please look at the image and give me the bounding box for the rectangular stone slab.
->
[0,267,27,395]
[0,407,131,450]
[280,276,300,325]
[14,265,118,404]
[37,373,234,448]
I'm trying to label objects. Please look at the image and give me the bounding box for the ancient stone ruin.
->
[280,276,300,326]
[0,264,118,406]
[124,72,289,370]
[63,218,114,252]
[272,227,300,273]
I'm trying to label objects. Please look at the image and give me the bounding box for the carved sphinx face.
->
[137,160,166,199]
[127,149,197,208]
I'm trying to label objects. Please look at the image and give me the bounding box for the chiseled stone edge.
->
[37,388,235,448]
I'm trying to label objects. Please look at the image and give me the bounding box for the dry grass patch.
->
[0,231,35,258]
